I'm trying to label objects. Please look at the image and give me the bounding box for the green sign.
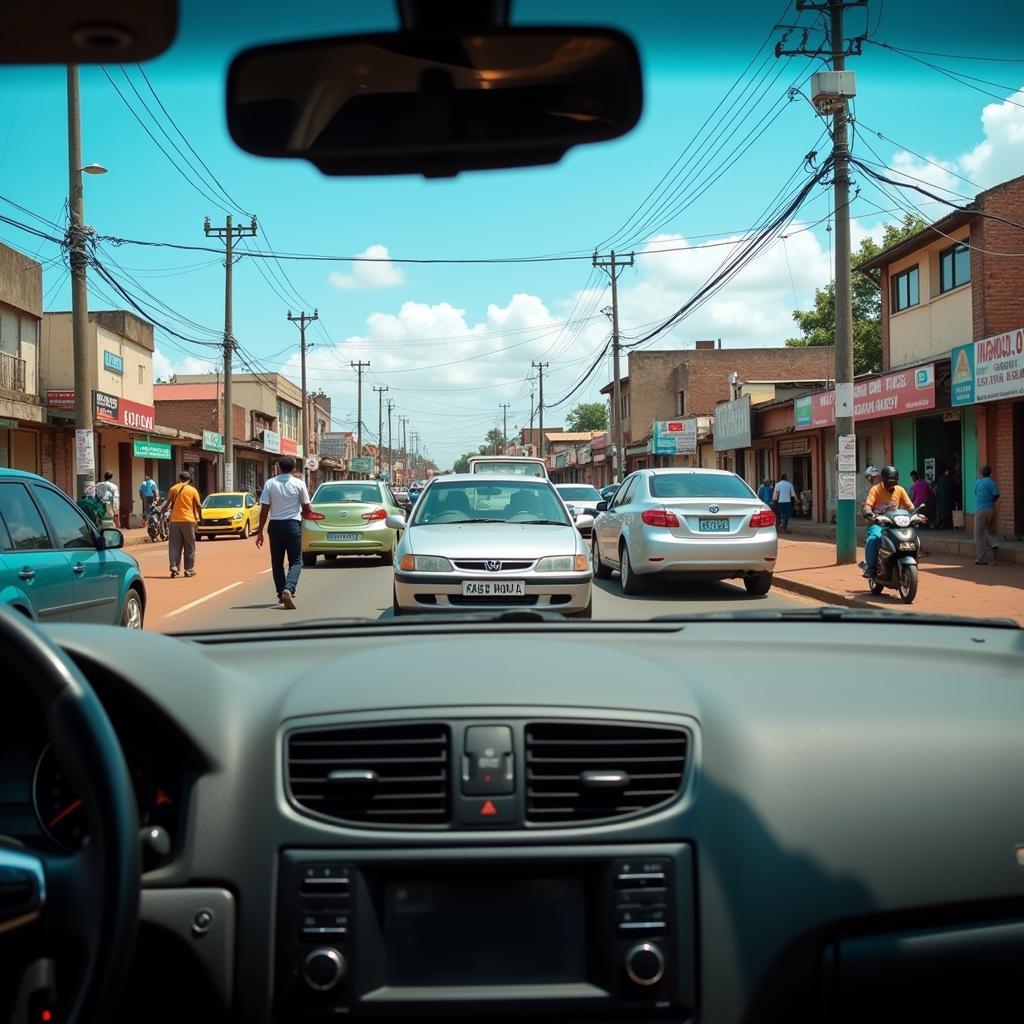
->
[203,429,225,452]
[0,417,18,429]
[349,456,374,475]
[133,440,172,460]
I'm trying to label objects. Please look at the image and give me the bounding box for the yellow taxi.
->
[197,491,260,540]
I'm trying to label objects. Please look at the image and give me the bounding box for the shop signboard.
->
[47,389,75,410]
[951,326,1024,406]
[652,419,697,455]
[103,350,124,375]
[795,365,935,430]
[318,433,349,457]
[577,445,592,465]
[202,430,224,453]
[94,390,120,422]
[262,429,281,454]
[350,456,374,475]
[93,391,156,431]
[133,440,172,460]
[713,396,752,452]
[75,429,95,475]
[280,437,298,457]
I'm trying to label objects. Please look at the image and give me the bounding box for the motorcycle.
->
[146,502,169,542]
[864,505,927,604]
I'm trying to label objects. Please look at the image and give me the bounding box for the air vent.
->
[287,723,450,827]
[525,721,687,824]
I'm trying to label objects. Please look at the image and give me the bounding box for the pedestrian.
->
[77,483,106,529]
[973,465,1001,565]
[909,470,931,510]
[254,455,312,609]
[139,472,160,517]
[94,471,120,525]
[935,467,956,530]
[772,474,796,532]
[162,471,203,578]
[757,477,773,506]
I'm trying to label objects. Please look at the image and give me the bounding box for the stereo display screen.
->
[384,876,587,986]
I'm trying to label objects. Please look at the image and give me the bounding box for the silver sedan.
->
[388,475,593,617]
[592,468,778,595]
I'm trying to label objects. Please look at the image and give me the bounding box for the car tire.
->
[302,552,318,567]
[592,538,612,579]
[619,543,646,595]
[240,521,250,539]
[380,545,395,567]
[744,572,773,596]
[121,588,144,629]
[392,587,403,617]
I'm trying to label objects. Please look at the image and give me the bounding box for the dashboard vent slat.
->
[525,722,687,824]
[287,723,450,827]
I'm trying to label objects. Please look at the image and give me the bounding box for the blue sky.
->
[1,0,1022,467]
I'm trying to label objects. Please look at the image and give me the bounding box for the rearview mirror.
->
[100,528,125,550]
[227,27,642,177]
[596,501,608,512]
[386,514,407,531]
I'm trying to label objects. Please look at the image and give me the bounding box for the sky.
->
[1,0,1022,468]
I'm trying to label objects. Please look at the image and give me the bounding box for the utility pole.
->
[531,361,549,458]
[350,360,370,460]
[373,385,388,477]
[779,1,861,563]
[287,309,318,486]
[499,403,510,453]
[399,416,408,482]
[593,250,634,483]
[387,398,395,482]
[205,213,257,490]
[529,386,535,436]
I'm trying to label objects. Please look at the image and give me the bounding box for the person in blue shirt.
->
[757,478,773,506]
[973,465,1000,564]
[139,473,160,517]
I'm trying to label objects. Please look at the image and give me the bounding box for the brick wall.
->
[37,427,76,496]
[155,400,246,442]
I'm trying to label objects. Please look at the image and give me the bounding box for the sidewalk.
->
[774,535,1024,626]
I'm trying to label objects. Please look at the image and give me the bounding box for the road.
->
[133,533,821,633]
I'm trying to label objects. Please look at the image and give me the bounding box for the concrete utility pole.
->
[781,0,860,563]
[529,386,535,437]
[593,251,634,483]
[373,385,388,477]
[287,309,318,486]
[399,416,408,481]
[205,213,257,490]
[387,398,395,482]
[350,360,370,459]
[531,361,549,458]
[500,403,510,452]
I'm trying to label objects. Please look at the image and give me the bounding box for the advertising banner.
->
[652,419,698,455]
[47,389,75,409]
[262,429,281,454]
[349,456,374,475]
[103,351,124,375]
[795,365,935,429]
[93,391,156,431]
[75,429,95,475]
[202,430,224,453]
[951,326,1024,406]
[280,437,298,457]
[713,395,752,452]
[318,433,349,457]
[133,440,171,460]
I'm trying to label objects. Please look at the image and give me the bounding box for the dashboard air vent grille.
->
[288,722,450,827]
[525,721,687,824]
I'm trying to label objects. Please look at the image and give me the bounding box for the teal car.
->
[301,479,403,566]
[0,469,146,627]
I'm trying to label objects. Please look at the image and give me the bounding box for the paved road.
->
[134,533,819,633]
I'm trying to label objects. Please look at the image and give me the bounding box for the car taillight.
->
[641,509,680,528]
[750,508,777,528]
[361,508,387,521]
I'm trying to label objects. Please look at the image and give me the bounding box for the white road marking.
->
[261,568,273,574]
[164,581,243,618]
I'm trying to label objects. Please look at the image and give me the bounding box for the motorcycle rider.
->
[861,465,915,579]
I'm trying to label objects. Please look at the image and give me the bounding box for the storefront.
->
[94,391,158,527]
[591,433,610,487]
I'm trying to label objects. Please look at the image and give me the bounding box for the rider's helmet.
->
[880,465,899,485]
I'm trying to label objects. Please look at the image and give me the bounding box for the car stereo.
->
[276,844,695,1021]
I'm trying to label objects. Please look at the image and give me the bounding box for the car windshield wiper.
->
[516,519,571,526]
[429,518,506,524]
[650,606,1020,629]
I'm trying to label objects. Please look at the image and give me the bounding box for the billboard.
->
[951,327,1024,406]
[651,419,697,455]
[795,365,935,429]
[713,396,752,452]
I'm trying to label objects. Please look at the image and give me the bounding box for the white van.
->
[467,456,548,479]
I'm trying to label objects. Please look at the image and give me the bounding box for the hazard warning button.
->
[456,795,517,826]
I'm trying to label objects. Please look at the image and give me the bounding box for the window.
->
[649,472,757,499]
[676,391,685,417]
[138,364,145,384]
[620,393,630,420]
[245,494,255,508]
[891,265,919,312]
[612,476,636,507]
[33,486,97,549]
[0,482,51,550]
[940,242,970,293]
[277,400,300,440]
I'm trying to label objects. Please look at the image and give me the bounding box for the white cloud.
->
[328,244,405,291]
[152,347,217,381]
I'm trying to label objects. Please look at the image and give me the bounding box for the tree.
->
[566,401,609,433]
[453,452,477,474]
[785,214,927,376]
[480,428,505,454]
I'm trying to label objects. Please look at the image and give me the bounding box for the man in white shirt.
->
[255,456,312,609]
[94,471,120,526]
[772,474,797,533]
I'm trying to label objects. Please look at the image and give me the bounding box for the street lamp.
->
[80,163,108,175]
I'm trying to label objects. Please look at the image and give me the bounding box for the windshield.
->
[411,481,570,526]
[1,1,1019,631]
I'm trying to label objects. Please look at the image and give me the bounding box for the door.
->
[31,483,120,624]
[245,492,259,530]
[598,475,636,564]
[0,481,76,622]
[118,441,134,528]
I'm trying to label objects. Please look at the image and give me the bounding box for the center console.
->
[276,844,695,1022]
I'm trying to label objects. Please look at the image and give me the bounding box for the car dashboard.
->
[3,617,1023,1024]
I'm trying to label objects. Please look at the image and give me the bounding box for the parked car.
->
[0,469,146,626]
[468,456,548,478]
[592,468,778,595]
[555,483,604,538]
[197,491,260,540]
[389,474,592,617]
[301,479,403,566]
[600,484,620,503]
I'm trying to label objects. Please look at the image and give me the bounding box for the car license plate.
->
[698,518,729,532]
[327,532,359,542]
[461,580,526,597]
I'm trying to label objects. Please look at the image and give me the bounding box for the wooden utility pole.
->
[500,403,510,452]
[593,250,634,483]
[373,385,388,477]
[531,361,549,457]
[287,309,318,485]
[387,398,395,482]
[350,360,370,460]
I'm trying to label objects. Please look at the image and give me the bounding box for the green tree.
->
[480,428,506,454]
[785,214,927,376]
[565,401,609,432]
[453,452,477,474]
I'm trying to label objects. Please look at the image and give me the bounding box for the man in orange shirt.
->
[162,471,203,578]
[861,465,914,579]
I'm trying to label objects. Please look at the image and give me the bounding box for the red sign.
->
[94,391,156,431]
[795,365,935,430]
[280,437,298,456]
[46,390,75,409]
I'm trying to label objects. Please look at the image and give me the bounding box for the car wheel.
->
[121,588,144,629]
[240,521,250,539]
[302,552,318,567]
[619,543,646,595]
[592,538,612,579]
[744,572,773,596]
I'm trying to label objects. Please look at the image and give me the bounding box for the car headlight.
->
[232,513,243,520]
[536,555,590,572]
[399,554,453,572]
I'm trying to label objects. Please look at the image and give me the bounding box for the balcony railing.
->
[0,351,26,393]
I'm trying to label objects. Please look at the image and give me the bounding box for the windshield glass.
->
[313,484,382,504]
[649,475,758,500]
[411,482,570,526]
[557,486,602,502]
[470,461,546,477]
[203,495,243,509]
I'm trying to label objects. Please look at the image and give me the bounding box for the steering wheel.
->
[0,606,140,1023]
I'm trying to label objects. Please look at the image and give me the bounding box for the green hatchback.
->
[301,479,403,566]
[0,469,146,627]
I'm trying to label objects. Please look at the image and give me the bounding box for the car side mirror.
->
[386,514,407,531]
[596,501,608,512]
[100,528,125,550]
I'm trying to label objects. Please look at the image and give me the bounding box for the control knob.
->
[625,942,665,987]
[303,947,347,992]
